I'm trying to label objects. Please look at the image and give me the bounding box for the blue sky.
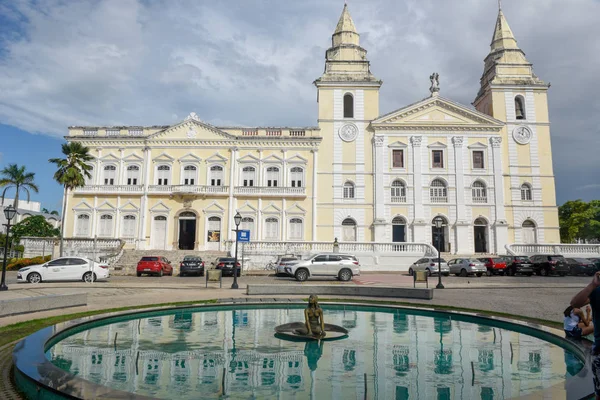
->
[0,0,599,211]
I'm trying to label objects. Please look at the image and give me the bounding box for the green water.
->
[47,306,583,399]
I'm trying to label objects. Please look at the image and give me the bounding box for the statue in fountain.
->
[274,295,349,340]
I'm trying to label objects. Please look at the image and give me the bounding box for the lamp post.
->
[433,216,445,289]
[1,205,17,291]
[231,212,242,289]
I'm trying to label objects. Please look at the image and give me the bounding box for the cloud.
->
[0,0,599,202]
[577,184,600,191]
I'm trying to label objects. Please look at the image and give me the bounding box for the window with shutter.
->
[183,165,196,185]
[264,217,279,240]
[392,150,404,168]
[103,165,116,185]
[289,218,303,240]
[290,167,303,188]
[122,215,136,238]
[472,151,485,169]
[157,165,170,185]
[210,166,223,186]
[99,215,113,237]
[266,167,279,187]
[126,165,140,185]
[432,151,444,168]
[242,166,255,187]
[76,214,90,237]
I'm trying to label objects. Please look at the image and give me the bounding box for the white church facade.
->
[62,5,560,255]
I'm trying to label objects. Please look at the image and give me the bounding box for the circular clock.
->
[512,125,532,145]
[339,123,358,142]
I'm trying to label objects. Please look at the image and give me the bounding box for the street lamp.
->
[433,216,445,289]
[1,205,18,291]
[231,212,242,289]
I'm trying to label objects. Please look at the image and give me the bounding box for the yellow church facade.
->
[62,5,560,254]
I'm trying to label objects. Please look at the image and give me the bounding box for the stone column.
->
[453,136,469,254]
[373,135,386,242]
[410,136,427,242]
[311,149,318,241]
[118,148,125,186]
[227,147,237,241]
[491,137,508,254]
[139,146,151,249]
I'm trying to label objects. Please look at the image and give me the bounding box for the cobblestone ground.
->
[0,271,593,327]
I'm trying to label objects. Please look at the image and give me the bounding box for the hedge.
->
[7,255,51,271]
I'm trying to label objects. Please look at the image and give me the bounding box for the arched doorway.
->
[522,220,537,244]
[206,216,221,251]
[392,216,406,243]
[474,218,488,253]
[342,218,357,242]
[152,216,168,250]
[431,216,448,252]
[178,211,197,250]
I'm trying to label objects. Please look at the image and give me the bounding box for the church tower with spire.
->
[314,4,382,242]
[474,7,560,244]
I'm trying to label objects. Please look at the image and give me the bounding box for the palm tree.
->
[0,164,40,210]
[49,142,94,255]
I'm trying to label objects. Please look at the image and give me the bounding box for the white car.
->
[285,253,360,282]
[274,255,299,276]
[17,257,110,284]
[408,257,450,277]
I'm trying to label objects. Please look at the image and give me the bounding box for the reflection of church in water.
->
[49,308,572,399]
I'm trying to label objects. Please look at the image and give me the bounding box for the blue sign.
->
[238,230,251,242]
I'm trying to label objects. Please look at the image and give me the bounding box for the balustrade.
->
[506,243,600,257]
[234,186,306,196]
[391,196,406,203]
[241,241,437,256]
[75,185,144,193]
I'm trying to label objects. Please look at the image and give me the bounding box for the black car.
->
[529,254,569,276]
[179,255,205,277]
[213,257,241,277]
[590,258,600,271]
[501,256,534,276]
[565,258,595,276]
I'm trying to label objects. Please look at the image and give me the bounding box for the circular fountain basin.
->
[13,303,593,399]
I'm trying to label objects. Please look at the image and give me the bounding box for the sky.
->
[0,0,599,212]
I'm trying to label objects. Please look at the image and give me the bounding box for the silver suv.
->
[285,253,360,282]
[408,257,450,277]
[448,258,487,277]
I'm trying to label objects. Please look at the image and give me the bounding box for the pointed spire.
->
[490,9,519,51]
[332,4,360,47]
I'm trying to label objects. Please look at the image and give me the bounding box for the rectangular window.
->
[392,150,404,168]
[243,179,254,187]
[473,151,485,169]
[127,178,138,185]
[432,150,444,168]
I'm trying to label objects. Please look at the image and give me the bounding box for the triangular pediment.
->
[73,201,93,211]
[152,152,175,163]
[203,201,225,214]
[100,153,120,162]
[263,154,283,163]
[97,201,116,210]
[178,153,202,163]
[238,154,260,163]
[372,96,504,130]
[206,153,228,163]
[388,141,408,148]
[286,202,307,215]
[262,203,282,214]
[123,153,144,162]
[150,201,171,213]
[120,201,139,211]
[237,202,258,214]
[427,141,447,149]
[468,141,488,149]
[286,154,308,164]
[147,117,236,141]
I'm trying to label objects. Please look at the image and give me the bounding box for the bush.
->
[7,255,51,271]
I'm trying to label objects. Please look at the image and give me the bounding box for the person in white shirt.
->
[563,304,593,339]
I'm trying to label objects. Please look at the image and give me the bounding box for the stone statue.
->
[295,295,326,338]
[430,72,440,94]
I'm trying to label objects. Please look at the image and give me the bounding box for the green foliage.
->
[49,142,94,191]
[7,255,51,270]
[10,215,60,242]
[559,200,600,243]
[0,163,39,209]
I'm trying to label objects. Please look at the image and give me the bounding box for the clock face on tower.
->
[339,123,358,142]
[512,125,532,145]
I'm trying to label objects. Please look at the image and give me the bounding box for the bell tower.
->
[473,6,560,244]
[314,4,382,242]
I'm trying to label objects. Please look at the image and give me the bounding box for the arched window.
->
[515,96,526,120]
[98,214,114,237]
[391,180,406,202]
[264,217,279,240]
[342,218,357,242]
[289,218,303,240]
[522,220,537,244]
[210,165,224,186]
[126,165,140,185]
[290,167,304,188]
[76,214,90,237]
[183,165,196,185]
[343,182,355,199]
[472,181,487,203]
[430,179,447,203]
[103,165,116,185]
[122,215,136,238]
[240,217,254,239]
[266,166,280,187]
[392,216,406,225]
[343,93,354,118]
[520,183,532,201]
[242,166,256,187]
[157,165,171,186]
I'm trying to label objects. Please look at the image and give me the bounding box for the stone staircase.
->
[112,249,228,276]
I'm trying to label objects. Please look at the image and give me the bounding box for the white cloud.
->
[577,184,600,191]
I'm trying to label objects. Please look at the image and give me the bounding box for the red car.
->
[136,256,173,277]
[478,257,507,276]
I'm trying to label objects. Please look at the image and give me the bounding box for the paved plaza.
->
[0,271,592,327]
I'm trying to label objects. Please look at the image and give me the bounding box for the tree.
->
[50,210,59,216]
[49,142,94,256]
[559,200,600,243]
[10,215,60,242]
[0,164,39,210]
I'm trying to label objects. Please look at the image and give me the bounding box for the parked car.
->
[274,255,299,277]
[529,254,569,276]
[180,255,205,277]
[408,258,450,277]
[565,258,595,276]
[136,256,173,277]
[447,258,487,277]
[501,256,534,276]
[213,257,241,277]
[285,253,360,282]
[478,257,507,276]
[589,258,600,272]
[17,257,110,284]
